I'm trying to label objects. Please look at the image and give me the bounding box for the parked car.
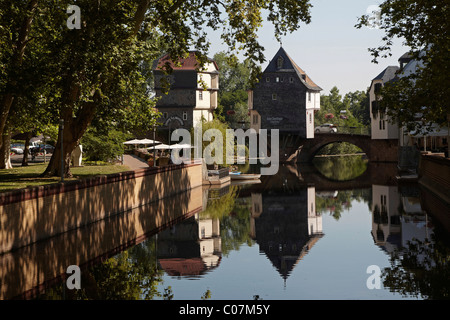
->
[38,144,55,153]
[10,143,24,154]
[315,123,337,133]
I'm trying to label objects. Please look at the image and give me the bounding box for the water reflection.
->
[250,185,323,283]
[381,185,450,299]
[157,214,222,279]
[2,157,449,300]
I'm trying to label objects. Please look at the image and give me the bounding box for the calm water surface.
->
[14,157,450,300]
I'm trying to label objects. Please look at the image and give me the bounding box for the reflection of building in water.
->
[371,185,401,252]
[371,185,434,254]
[157,213,221,278]
[250,186,323,283]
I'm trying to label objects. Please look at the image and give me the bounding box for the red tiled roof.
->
[155,51,218,71]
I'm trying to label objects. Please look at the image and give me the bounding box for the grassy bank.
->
[0,163,131,192]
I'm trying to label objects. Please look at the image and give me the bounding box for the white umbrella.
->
[138,138,161,145]
[123,139,142,145]
[148,144,171,150]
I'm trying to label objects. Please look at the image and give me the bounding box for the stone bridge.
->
[276,133,398,163]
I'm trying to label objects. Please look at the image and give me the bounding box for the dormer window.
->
[277,56,284,69]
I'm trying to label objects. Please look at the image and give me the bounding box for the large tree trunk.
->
[21,131,32,166]
[0,128,13,170]
[0,0,39,150]
[42,96,99,178]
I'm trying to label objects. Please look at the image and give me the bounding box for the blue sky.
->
[207,0,409,96]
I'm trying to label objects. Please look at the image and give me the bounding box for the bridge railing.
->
[335,126,370,136]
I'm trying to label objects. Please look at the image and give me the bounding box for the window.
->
[289,77,294,83]
[277,56,284,69]
[183,111,188,120]
[280,77,284,82]
[276,77,279,83]
[163,112,168,119]
[253,115,258,124]
[308,92,312,102]
[309,113,312,124]
[379,120,382,130]
[272,93,277,100]
[199,91,203,100]
[382,120,386,130]
[266,77,270,82]
[374,83,382,94]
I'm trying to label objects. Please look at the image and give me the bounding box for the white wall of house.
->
[306,109,315,138]
[196,62,218,110]
[371,185,400,251]
[306,91,320,110]
[307,187,322,235]
[193,109,213,128]
[306,91,319,138]
[369,80,399,140]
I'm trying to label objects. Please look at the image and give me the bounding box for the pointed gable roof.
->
[264,47,322,91]
[372,66,399,83]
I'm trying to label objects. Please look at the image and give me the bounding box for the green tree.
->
[2,0,314,178]
[344,90,370,126]
[356,0,449,132]
[315,87,368,138]
[213,51,252,128]
[81,128,131,163]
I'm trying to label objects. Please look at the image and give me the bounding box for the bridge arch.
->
[302,134,372,163]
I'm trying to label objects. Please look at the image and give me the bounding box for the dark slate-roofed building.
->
[153,51,219,140]
[248,47,322,138]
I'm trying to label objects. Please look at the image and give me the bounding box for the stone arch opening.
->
[308,138,370,162]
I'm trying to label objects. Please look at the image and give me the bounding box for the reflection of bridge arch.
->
[239,163,399,195]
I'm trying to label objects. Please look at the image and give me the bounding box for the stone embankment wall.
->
[0,162,203,254]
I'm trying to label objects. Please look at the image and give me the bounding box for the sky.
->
[206,0,409,96]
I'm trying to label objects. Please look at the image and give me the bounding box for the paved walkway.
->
[122,154,149,170]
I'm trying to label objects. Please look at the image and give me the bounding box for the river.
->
[4,156,450,300]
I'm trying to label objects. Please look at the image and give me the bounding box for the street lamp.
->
[59,119,64,182]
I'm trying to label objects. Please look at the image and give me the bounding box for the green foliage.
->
[316,86,369,129]
[356,0,449,129]
[313,156,368,181]
[316,142,363,156]
[81,128,131,162]
[213,51,252,127]
[192,119,236,166]
[312,155,372,221]
[201,187,255,257]
[382,236,450,299]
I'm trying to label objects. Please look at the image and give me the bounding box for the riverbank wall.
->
[418,154,450,205]
[0,161,203,254]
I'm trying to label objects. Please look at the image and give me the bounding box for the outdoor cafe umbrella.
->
[138,138,161,145]
[123,139,141,145]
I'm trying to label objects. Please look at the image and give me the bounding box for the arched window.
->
[277,56,284,69]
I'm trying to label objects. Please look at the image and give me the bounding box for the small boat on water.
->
[229,172,261,180]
